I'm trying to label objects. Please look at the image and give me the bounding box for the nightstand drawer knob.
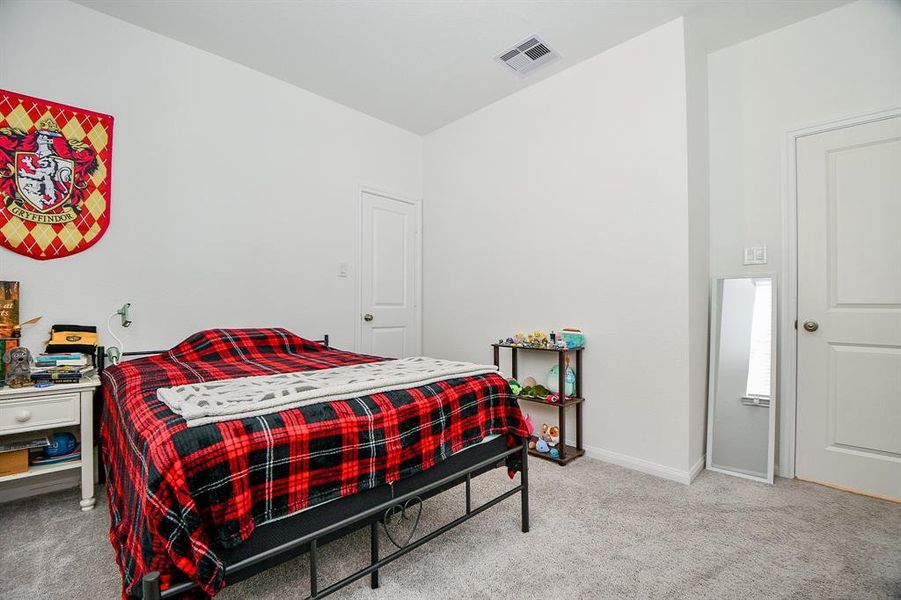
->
[15,410,31,423]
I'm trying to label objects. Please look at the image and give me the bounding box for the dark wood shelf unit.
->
[515,394,584,407]
[527,439,585,466]
[491,343,585,353]
[493,342,585,466]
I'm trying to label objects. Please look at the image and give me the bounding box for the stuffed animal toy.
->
[4,346,33,388]
[547,425,560,447]
[523,413,534,437]
[531,422,547,451]
[508,378,522,396]
[523,413,537,449]
[534,423,554,453]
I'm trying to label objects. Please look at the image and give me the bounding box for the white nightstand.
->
[0,376,101,510]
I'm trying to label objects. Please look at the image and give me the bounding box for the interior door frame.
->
[354,186,423,355]
[780,106,901,479]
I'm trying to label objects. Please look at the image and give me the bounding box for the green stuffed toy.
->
[520,384,551,398]
[508,378,522,395]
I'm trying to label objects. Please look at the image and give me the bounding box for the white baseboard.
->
[572,440,706,485]
[688,454,706,483]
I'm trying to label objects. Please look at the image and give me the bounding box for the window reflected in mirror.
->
[745,279,772,400]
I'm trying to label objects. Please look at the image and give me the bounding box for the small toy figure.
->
[3,346,33,388]
[547,425,560,447]
[508,378,522,395]
[527,329,549,347]
[513,332,527,345]
[522,376,537,388]
[550,448,560,459]
[533,422,560,453]
[535,423,551,452]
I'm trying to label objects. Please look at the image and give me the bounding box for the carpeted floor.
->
[1,457,899,599]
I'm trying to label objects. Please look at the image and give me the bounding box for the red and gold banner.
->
[0,89,113,260]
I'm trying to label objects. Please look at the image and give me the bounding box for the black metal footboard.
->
[142,442,529,600]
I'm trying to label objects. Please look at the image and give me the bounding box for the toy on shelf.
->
[546,355,576,397]
[521,384,550,398]
[497,327,585,350]
[560,328,585,348]
[508,378,522,395]
[532,423,561,455]
[547,425,560,447]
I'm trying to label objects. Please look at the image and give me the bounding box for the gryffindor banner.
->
[0,89,113,260]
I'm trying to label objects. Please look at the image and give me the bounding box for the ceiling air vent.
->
[495,35,560,78]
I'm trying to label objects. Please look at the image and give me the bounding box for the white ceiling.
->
[74,0,849,134]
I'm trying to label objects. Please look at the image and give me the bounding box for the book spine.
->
[31,374,84,382]
[34,360,88,367]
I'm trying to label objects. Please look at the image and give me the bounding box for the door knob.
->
[802,320,819,332]
[15,410,31,423]
[363,313,374,322]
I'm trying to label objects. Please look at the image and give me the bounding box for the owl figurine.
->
[4,346,33,388]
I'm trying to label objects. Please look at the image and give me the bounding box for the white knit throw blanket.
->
[157,357,499,427]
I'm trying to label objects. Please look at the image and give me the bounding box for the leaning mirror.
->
[706,276,777,483]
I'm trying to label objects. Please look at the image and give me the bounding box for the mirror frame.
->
[705,274,778,484]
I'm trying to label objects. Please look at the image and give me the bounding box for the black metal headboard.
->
[96,334,330,375]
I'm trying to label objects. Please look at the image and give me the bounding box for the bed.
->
[97,328,529,599]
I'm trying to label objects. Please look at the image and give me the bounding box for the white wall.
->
[708,0,901,473]
[684,16,711,473]
[0,0,422,353]
[423,19,703,480]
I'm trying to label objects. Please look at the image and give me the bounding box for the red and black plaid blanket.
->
[100,328,526,598]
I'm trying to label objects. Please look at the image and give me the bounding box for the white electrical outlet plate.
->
[337,262,348,278]
[743,245,768,265]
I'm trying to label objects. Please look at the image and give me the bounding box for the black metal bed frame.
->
[95,336,530,600]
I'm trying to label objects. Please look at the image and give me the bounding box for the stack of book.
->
[31,352,96,384]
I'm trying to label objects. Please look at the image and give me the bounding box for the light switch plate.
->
[743,245,768,265]
[337,262,349,278]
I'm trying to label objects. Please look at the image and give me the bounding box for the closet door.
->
[795,115,901,500]
[360,191,420,358]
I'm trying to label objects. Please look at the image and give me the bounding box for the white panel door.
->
[796,115,901,500]
[360,191,420,358]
